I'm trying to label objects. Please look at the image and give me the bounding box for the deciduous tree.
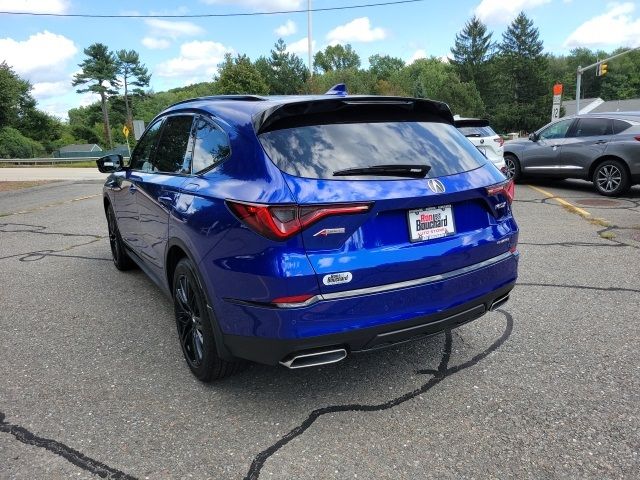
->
[313,44,361,73]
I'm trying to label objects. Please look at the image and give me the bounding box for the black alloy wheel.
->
[593,160,630,196]
[172,258,244,381]
[106,204,134,270]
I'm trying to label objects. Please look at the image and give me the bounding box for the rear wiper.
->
[333,164,431,178]
[464,133,482,137]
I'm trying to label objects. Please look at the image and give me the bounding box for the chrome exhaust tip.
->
[490,293,510,311]
[279,348,347,369]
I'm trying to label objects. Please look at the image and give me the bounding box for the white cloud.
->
[326,17,386,44]
[142,37,171,50]
[0,31,78,83]
[200,0,302,11]
[474,0,551,24]
[155,40,233,79]
[564,2,640,48]
[144,19,204,39]
[31,81,69,99]
[406,49,427,64]
[0,0,69,14]
[275,19,297,37]
[286,37,316,56]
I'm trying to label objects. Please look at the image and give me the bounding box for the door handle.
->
[594,140,607,145]
[158,195,173,206]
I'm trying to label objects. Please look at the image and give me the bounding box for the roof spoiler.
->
[253,96,454,134]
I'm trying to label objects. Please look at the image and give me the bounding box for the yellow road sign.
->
[122,125,130,138]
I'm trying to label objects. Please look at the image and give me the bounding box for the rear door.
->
[134,114,194,272]
[559,117,612,174]
[259,116,514,295]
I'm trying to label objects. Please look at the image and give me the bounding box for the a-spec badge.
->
[313,227,346,237]
[323,272,353,286]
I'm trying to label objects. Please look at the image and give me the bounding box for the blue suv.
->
[97,89,519,381]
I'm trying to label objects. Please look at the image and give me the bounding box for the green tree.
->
[599,48,640,100]
[72,43,120,148]
[0,62,35,129]
[255,39,308,94]
[396,58,484,116]
[116,49,151,128]
[494,12,550,132]
[368,54,405,81]
[450,15,494,104]
[0,126,45,158]
[214,53,269,95]
[313,44,361,73]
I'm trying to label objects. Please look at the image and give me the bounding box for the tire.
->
[592,159,630,196]
[504,154,522,182]
[172,258,244,381]
[106,204,135,271]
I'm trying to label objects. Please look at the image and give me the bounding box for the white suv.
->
[454,118,507,175]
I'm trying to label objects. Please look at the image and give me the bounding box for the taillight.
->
[494,137,504,147]
[486,179,515,204]
[226,200,372,241]
[634,135,640,142]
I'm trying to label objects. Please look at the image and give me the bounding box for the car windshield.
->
[458,125,497,137]
[259,121,487,179]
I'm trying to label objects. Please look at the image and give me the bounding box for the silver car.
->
[503,113,640,196]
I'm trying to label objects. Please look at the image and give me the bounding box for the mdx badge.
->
[427,178,446,194]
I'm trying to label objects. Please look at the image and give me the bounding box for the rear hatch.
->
[257,99,515,294]
[455,118,504,162]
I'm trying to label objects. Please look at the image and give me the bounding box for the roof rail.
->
[168,94,267,108]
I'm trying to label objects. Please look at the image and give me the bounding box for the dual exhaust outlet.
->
[279,294,510,369]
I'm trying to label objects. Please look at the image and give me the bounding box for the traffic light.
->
[597,63,608,76]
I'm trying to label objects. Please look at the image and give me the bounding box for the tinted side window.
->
[192,117,231,173]
[575,118,611,137]
[539,119,572,140]
[130,120,163,171]
[154,115,194,174]
[612,119,631,134]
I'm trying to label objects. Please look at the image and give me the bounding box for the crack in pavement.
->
[518,282,640,294]
[244,310,513,480]
[0,193,101,217]
[0,412,137,479]
[0,222,108,262]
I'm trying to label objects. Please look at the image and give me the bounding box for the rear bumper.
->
[216,251,519,365]
[223,284,514,365]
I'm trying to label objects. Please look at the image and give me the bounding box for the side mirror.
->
[96,154,124,173]
[528,132,538,142]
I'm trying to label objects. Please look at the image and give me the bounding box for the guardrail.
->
[0,157,129,166]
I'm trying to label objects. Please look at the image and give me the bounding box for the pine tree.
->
[261,39,308,94]
[495,12,550,132]
[116,50,151,129]
[450,16,494,85]
[72,44,120,148]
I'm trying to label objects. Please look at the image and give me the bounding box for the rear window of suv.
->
[259,121,487,179]
[458,126,497,138]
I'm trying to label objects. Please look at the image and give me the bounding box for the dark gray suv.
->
[504,113,640,196]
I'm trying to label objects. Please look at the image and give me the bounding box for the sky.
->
[1,0,639,119]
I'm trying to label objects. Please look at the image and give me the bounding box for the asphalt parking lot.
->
[1,180,639,479]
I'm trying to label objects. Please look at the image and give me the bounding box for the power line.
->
[0,0,426,18]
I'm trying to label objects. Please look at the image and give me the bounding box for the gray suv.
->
[504,113,640,196]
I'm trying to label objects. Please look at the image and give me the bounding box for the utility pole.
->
[576,46,640,113]
[307,0,313,77]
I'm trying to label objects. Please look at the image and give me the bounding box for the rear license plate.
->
[408,205,455,242]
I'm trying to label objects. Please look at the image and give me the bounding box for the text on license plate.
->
[408,204,455,242]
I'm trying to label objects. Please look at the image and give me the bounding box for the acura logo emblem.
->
[427,178,445,193]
